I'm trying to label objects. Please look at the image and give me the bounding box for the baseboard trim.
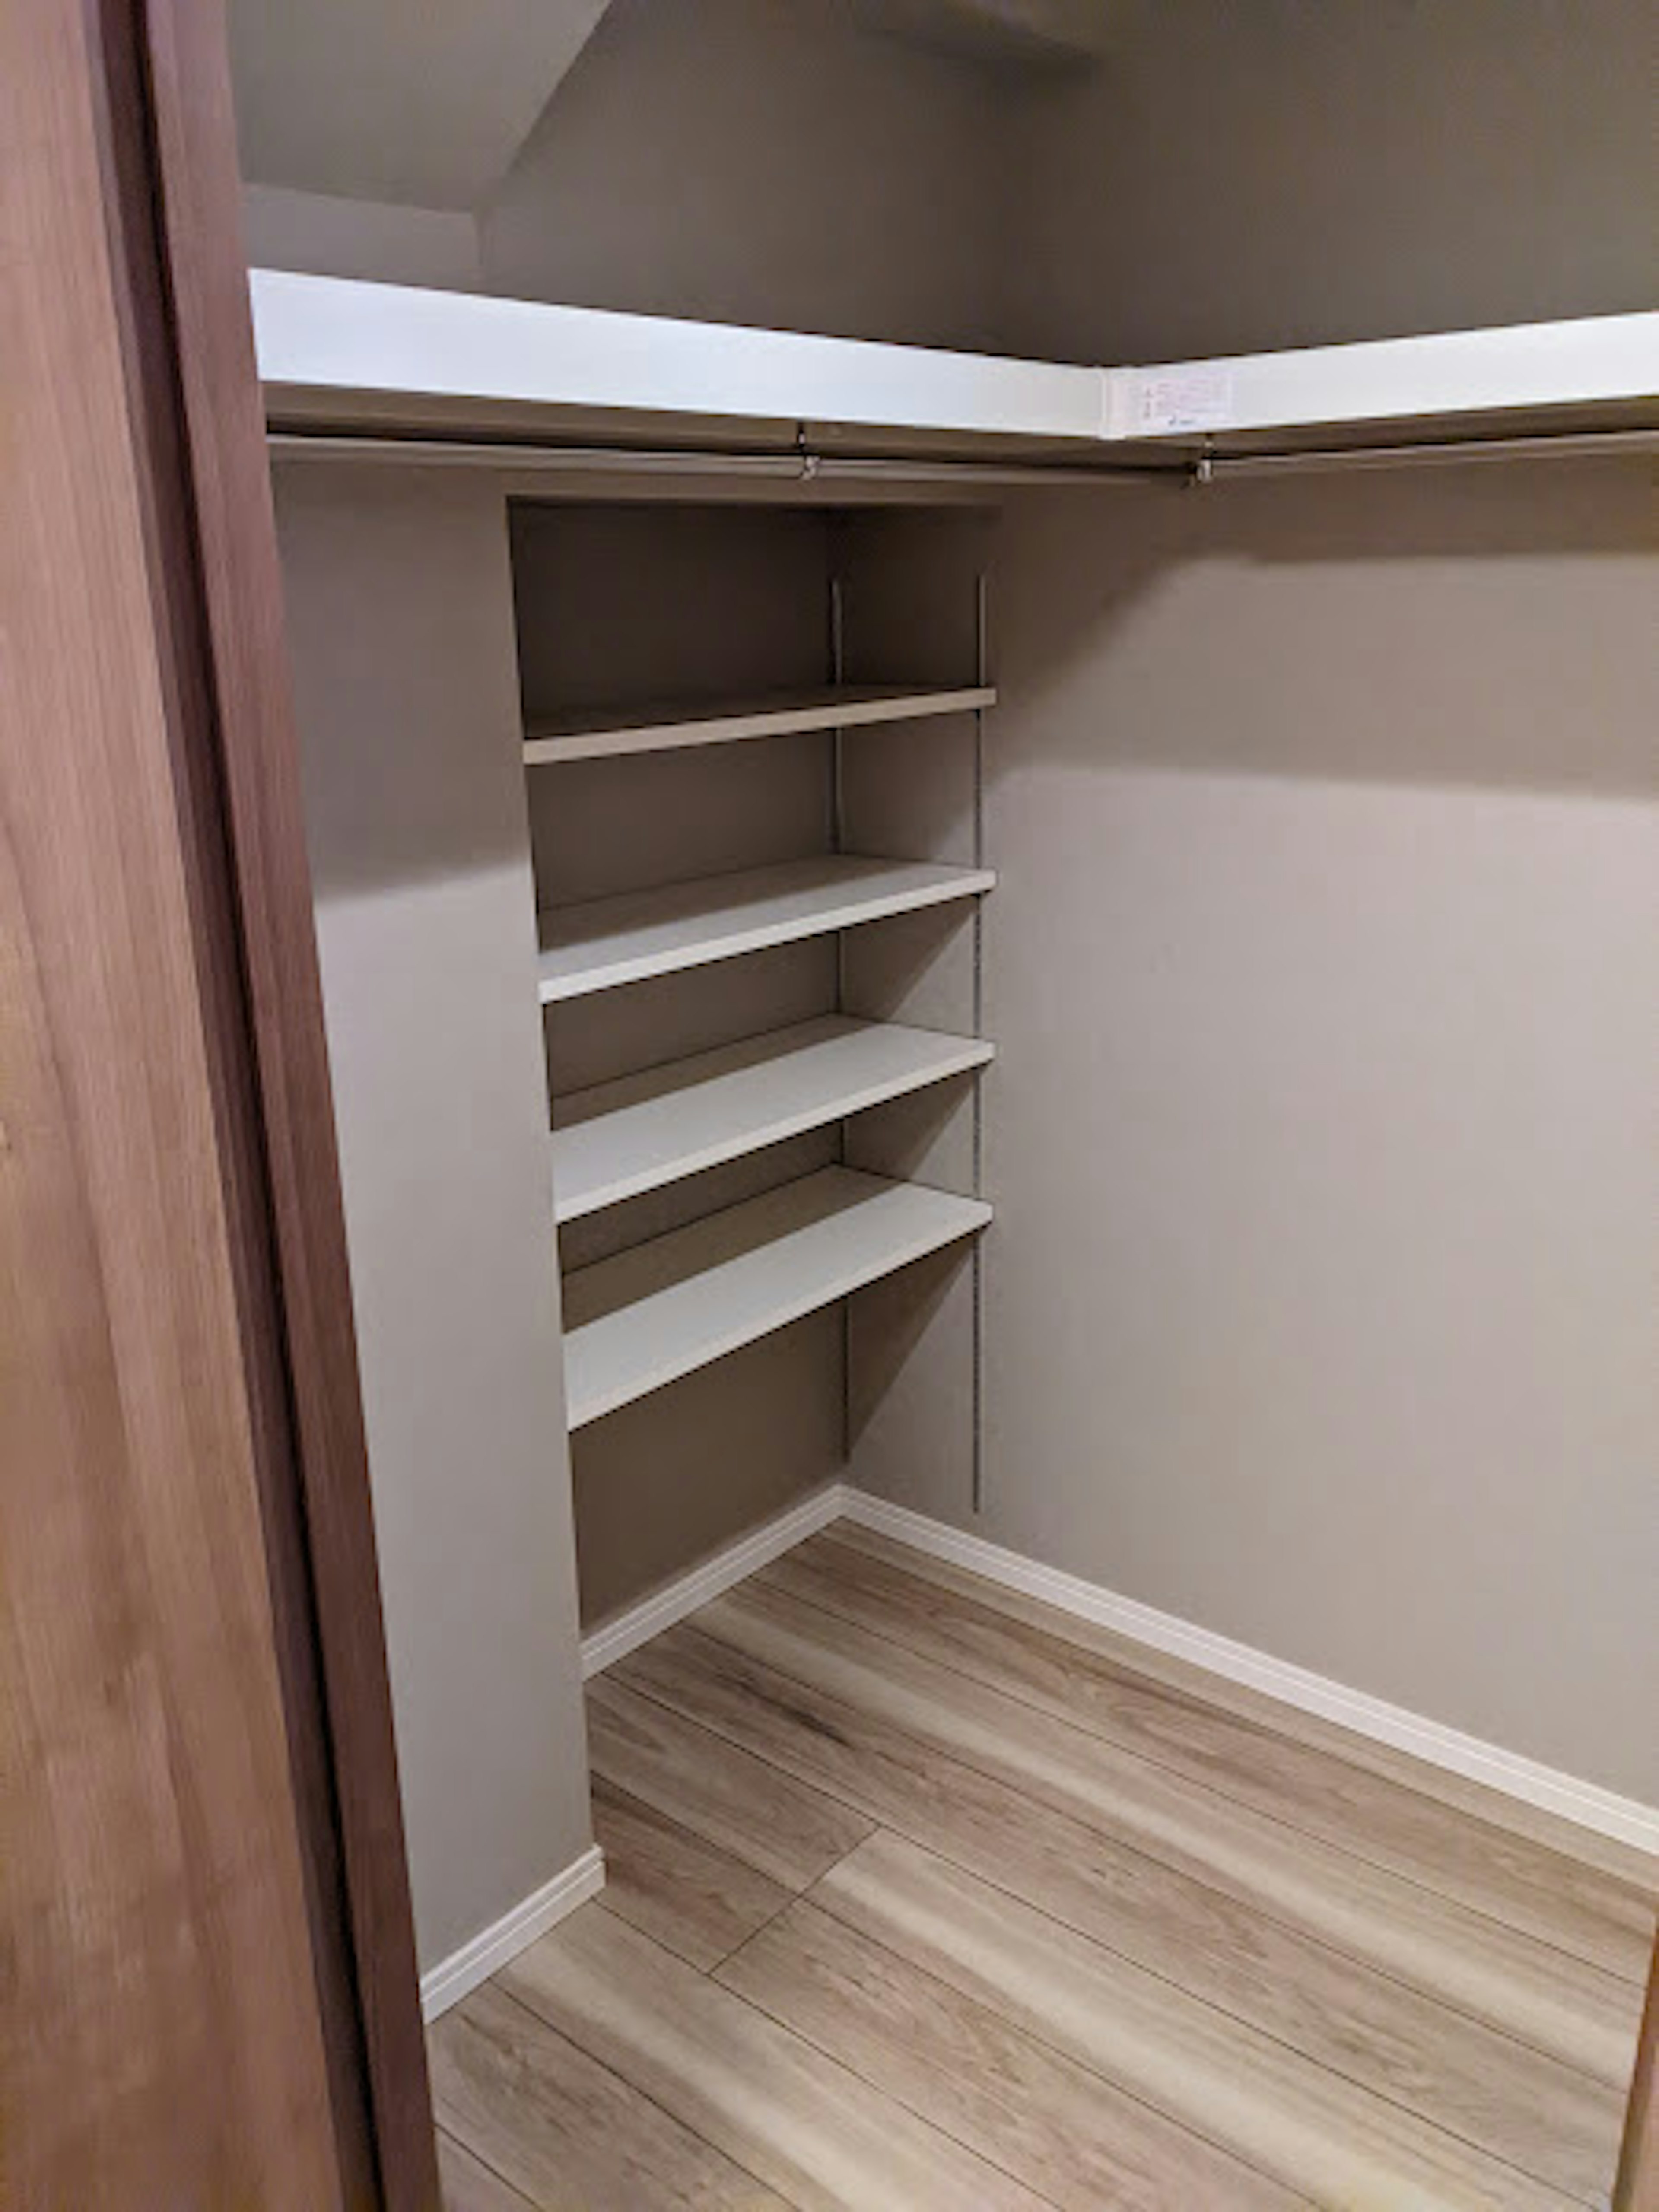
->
[574,1478,1655,1857]
[420,1844,606,2022]
[839,1491,1659,1859]
[581,1482,849,1679]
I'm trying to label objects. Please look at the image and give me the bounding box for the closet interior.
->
[237,3,1657,2197]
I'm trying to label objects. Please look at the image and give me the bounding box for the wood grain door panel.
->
[1,1,433,2202]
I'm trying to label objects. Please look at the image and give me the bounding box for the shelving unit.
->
[537,854,996,1003]
[561,1167,992,1429]
[552,1016,995,1223]
[524,682,996,764]
[522,515,995,1467]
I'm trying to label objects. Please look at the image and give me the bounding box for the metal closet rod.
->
[266,425,1658,485]
[1198,427,1659,479]
[264,433,1166,486]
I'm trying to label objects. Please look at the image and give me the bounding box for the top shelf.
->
[524,682,996,764]
[253,271,1658,466]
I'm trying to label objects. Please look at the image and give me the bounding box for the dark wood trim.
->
[1618,1933,1659,2211]
[81,2,381,2199]
[1,0,379,2199]
[114,1,442,2203]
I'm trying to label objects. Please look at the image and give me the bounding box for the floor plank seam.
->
[704,1837,867,1978]
[751,1563,1656,1990]
[606,1662,1526,2161]
[777,1840,1330,2212]
[481,1972,812,2212]
[706,1926,1074,2212]
[801,1827,1605,2212]
[674,1607,1640,2089]
[436,2124,543,2212]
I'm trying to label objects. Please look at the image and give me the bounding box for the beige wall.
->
[851,458,1659,1801]
[1007,0,1657,363]
[242,183,484,290]
[883,0,1658,1805]
[275,470,593,1971]
[480,0,1017,351]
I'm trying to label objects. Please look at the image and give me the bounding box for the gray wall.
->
[851,461,1659,1801]
[275,470,593,1970]
[877,0,1656,1803]
[480,0,1017,350]
[1007,0,1657,362]
[242,183,484,290]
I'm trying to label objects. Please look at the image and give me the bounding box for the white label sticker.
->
[1135,365,1236,435]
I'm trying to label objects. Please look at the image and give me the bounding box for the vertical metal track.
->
[830,577,847,876]
[971,572,988,1515]
[830,575,851,1462]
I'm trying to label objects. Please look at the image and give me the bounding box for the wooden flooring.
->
[432,1521,1658,2210]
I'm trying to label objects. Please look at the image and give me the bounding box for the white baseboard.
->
[580,1481,849,1678]
[420,1843,606,2022]
[840,1491,1659,1859]
[573,1478,1656,1859]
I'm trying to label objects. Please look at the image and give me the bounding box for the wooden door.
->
[1,1,435,2202]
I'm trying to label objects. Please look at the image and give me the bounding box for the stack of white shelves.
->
[531,683,995,1425]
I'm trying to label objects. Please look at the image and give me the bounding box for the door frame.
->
[119,1,441,2199]
[3,1,436,2201]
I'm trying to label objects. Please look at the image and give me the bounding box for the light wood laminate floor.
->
[432,1521,1658,2211]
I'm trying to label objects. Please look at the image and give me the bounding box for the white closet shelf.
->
[1112,315,1659,448]
[254,270,1657,462]
[251,268,1104,448]
[524,683,996,764]
[553,1015,994,1222]
[562,1166,990,1428]
[537,854,995,1003]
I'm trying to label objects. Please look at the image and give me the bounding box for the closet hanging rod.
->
[264,426,1658,486]
[1195,427,1659,480]
[262,433,1176,487]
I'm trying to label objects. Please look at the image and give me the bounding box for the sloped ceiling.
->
[228,0,610,208]
[228,0,1131,215]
